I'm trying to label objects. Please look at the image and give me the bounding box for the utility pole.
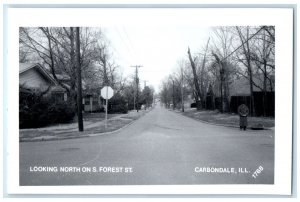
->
[131,65,142,112]
[143,80,148,89]
[76,27,84,132]
[133,86,136,110]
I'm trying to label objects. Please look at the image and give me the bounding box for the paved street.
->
[20,105,274,185]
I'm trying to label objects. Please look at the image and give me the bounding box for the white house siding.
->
[20,68,52,91]
[84,96,102,112]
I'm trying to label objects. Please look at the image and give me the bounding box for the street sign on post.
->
[101,86,114,129]
[101,86,114,99]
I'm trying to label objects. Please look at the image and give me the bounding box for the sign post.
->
[101,86,114,129]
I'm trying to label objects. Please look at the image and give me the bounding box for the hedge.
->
[19,88,75,128]
[107,93,128,114]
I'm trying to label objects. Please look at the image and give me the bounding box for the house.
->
[203,73,275,116]
[83,94,104,112]
[19,63,68,102]
[228,74,275,116]
[82,84,105,113]
[20,63,108,112]
[229,74,275,96]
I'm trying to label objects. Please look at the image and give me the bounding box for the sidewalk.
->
[173,108,274,130]
[20,109,150,142]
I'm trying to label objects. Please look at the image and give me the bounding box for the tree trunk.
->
[236,27,256,116]
[187,47,202,110]
[103,55,108,86]
[246,52,255,116]
[200,38,210,109]
[220,70,224,113]
[181,68,185,112]
[263,59,267,116]
[172,80,175,110]
[249,70,255,116]
[262,30,268,116]
[222,62,230,113]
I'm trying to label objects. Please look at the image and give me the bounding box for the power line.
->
[114,26,136,63]
[131,65,143,84]
[122,26,137,58]
[220,26,265,62]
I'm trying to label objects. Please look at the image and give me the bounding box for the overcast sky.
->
[103,25,212,92]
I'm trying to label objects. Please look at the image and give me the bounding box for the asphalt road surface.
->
[20,105,274,185]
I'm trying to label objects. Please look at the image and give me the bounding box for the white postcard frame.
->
[4,6,294,195]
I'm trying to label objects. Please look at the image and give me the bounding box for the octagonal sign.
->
[101,86,114,99]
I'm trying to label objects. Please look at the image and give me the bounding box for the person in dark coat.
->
[238,104,249,131]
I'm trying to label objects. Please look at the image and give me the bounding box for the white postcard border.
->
[5,7,293,195]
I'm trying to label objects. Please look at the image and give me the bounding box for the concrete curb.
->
[170,109,273,130]
[20,110,150,142]
[88,109,153,137]
[88,117,136,137]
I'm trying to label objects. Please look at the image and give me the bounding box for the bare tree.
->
[235,26,256,116]
[20,27,125,105]
[210,27,236,112]
[187,47,202,110]
[250,26,275,116]
[197,38,211,108]
[160,79,172,108]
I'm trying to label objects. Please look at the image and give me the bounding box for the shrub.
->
[19,87,75,128]
[108,93,128,114]
[109,103,128,114]
[47,100,75,124]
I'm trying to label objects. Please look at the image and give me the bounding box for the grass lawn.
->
[179,108,274,128]
[20,110,149,142]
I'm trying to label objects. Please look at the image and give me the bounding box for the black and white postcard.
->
[4,5,294,195]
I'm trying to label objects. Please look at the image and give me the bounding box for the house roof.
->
[19,63,58,85]
[55,74,71,81]
[229,74,275,96]
[20,63,89,92]
[19,63,37,73]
